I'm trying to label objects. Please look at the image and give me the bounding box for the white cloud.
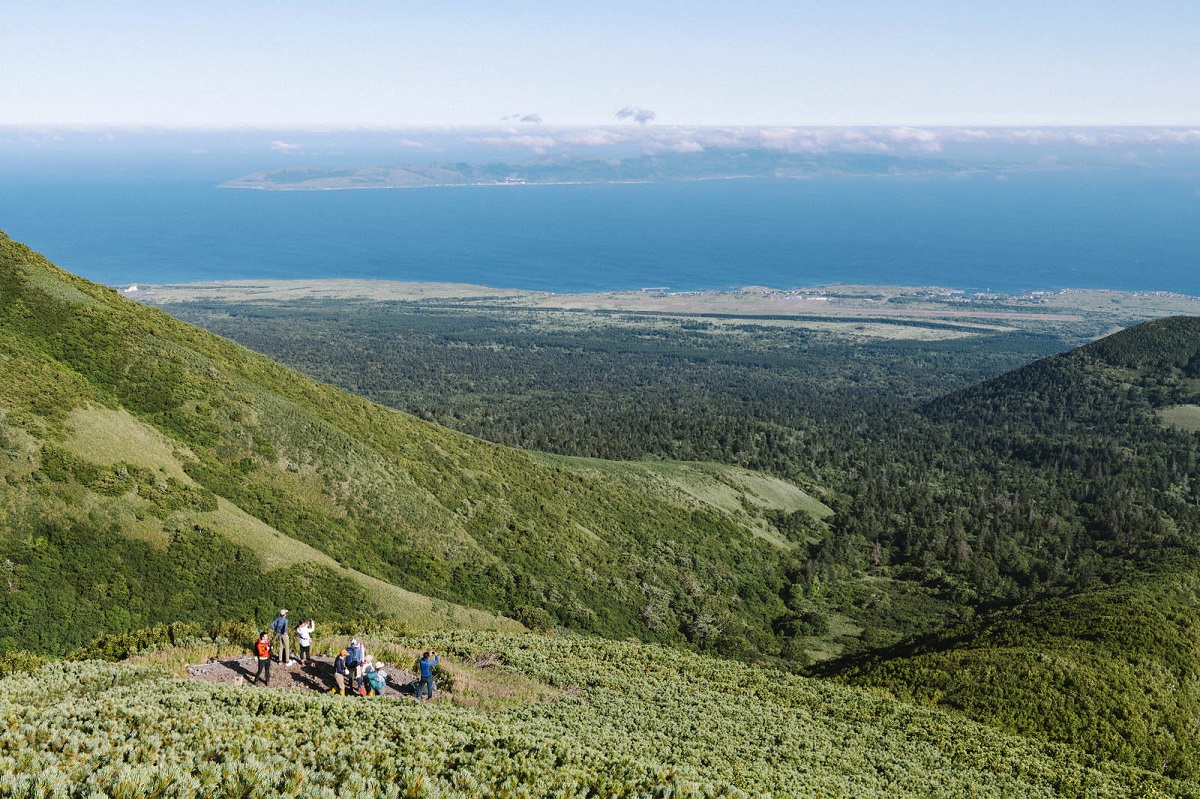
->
[885,127,943,152]
[616,106,656,124]
[1141,129,1200,144]
[559,129,631,147]
[471,133,559,154]
[271,140,303,153]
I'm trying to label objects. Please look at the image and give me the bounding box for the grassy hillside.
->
[0,230,811,655]
[5,630,1196,798]
[821,561,1200,779]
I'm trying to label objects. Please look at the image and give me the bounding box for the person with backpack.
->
[345,638,364,693]
[332,649,350,695]
[270,609,291,665]
[296,619,315,666]
[365,660,388,696]
[252,631,272,686]
[415,650,438,700]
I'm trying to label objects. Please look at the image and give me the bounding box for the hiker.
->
[416,650,438,700]
[346,638,365,693]
[270,609,291,664]
[296,619,315,666]
[365,660,388,696]
[332,649,350,695]
[253,631,272,685]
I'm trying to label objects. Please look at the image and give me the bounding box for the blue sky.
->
[4,1,1199,127]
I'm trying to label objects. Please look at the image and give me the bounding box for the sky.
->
[4,0,1200,128]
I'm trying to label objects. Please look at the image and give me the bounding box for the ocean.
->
[1,168,1199,294]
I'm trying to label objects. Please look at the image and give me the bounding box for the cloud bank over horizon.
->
[6,125,1200,174]
[465,124,1200,157]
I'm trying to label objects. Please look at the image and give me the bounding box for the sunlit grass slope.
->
[534,453,832,549]
[0,230,806,655]
[5,630,1196,798]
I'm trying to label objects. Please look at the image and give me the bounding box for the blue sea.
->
[2,169,1199,294]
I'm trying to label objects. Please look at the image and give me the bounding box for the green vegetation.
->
[141,282,1200,782]
[153,291,1200,643]
[822,560,1200,779]
[1160,404,1200,433]
[6,630,1197,798]
[8,225,1200,794]
[0,230,822,657]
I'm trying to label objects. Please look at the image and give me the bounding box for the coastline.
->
[129,280,1200,332]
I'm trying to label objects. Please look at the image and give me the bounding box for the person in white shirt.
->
[296,619,315,666]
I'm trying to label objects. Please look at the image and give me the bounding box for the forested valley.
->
[158,299,1200,650]
[8,228,1200,789]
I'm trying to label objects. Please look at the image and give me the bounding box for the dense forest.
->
[160,301,1076,479]
[161,300,1200,608]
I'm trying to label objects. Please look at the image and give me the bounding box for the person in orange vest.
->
[252,631,272,686]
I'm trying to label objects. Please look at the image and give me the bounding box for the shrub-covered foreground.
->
[1,632,1194,798]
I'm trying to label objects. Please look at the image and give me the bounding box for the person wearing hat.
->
[365,659,388,696]
[332,648,350,695]
[270,609,291,665]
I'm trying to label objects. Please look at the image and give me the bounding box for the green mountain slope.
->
[816,315,1200,609]
[821,561,1200,779]
[922,315,1200,580]
[0,231,806,655]
[819,318,1200,777]
[7,630,1197,798]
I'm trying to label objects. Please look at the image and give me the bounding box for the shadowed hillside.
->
[820,561,1200,779]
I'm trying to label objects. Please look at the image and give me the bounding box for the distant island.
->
[219,149,1013,191]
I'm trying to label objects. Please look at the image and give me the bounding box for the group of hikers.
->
[250,608,440,700]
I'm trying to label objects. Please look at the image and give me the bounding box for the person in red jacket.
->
[253,631,272,686]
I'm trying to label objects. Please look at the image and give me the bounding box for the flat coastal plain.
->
[132,281,1200,342]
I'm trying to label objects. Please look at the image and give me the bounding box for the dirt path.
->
[186,654,422,698]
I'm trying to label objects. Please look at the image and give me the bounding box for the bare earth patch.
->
[186,654,424,699]
[182,644,554,710]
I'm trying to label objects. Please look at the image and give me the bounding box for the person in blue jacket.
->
[269,609,290,664]
[346,638,365,692]
[331,649,349,695]
[416,650,438,700]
